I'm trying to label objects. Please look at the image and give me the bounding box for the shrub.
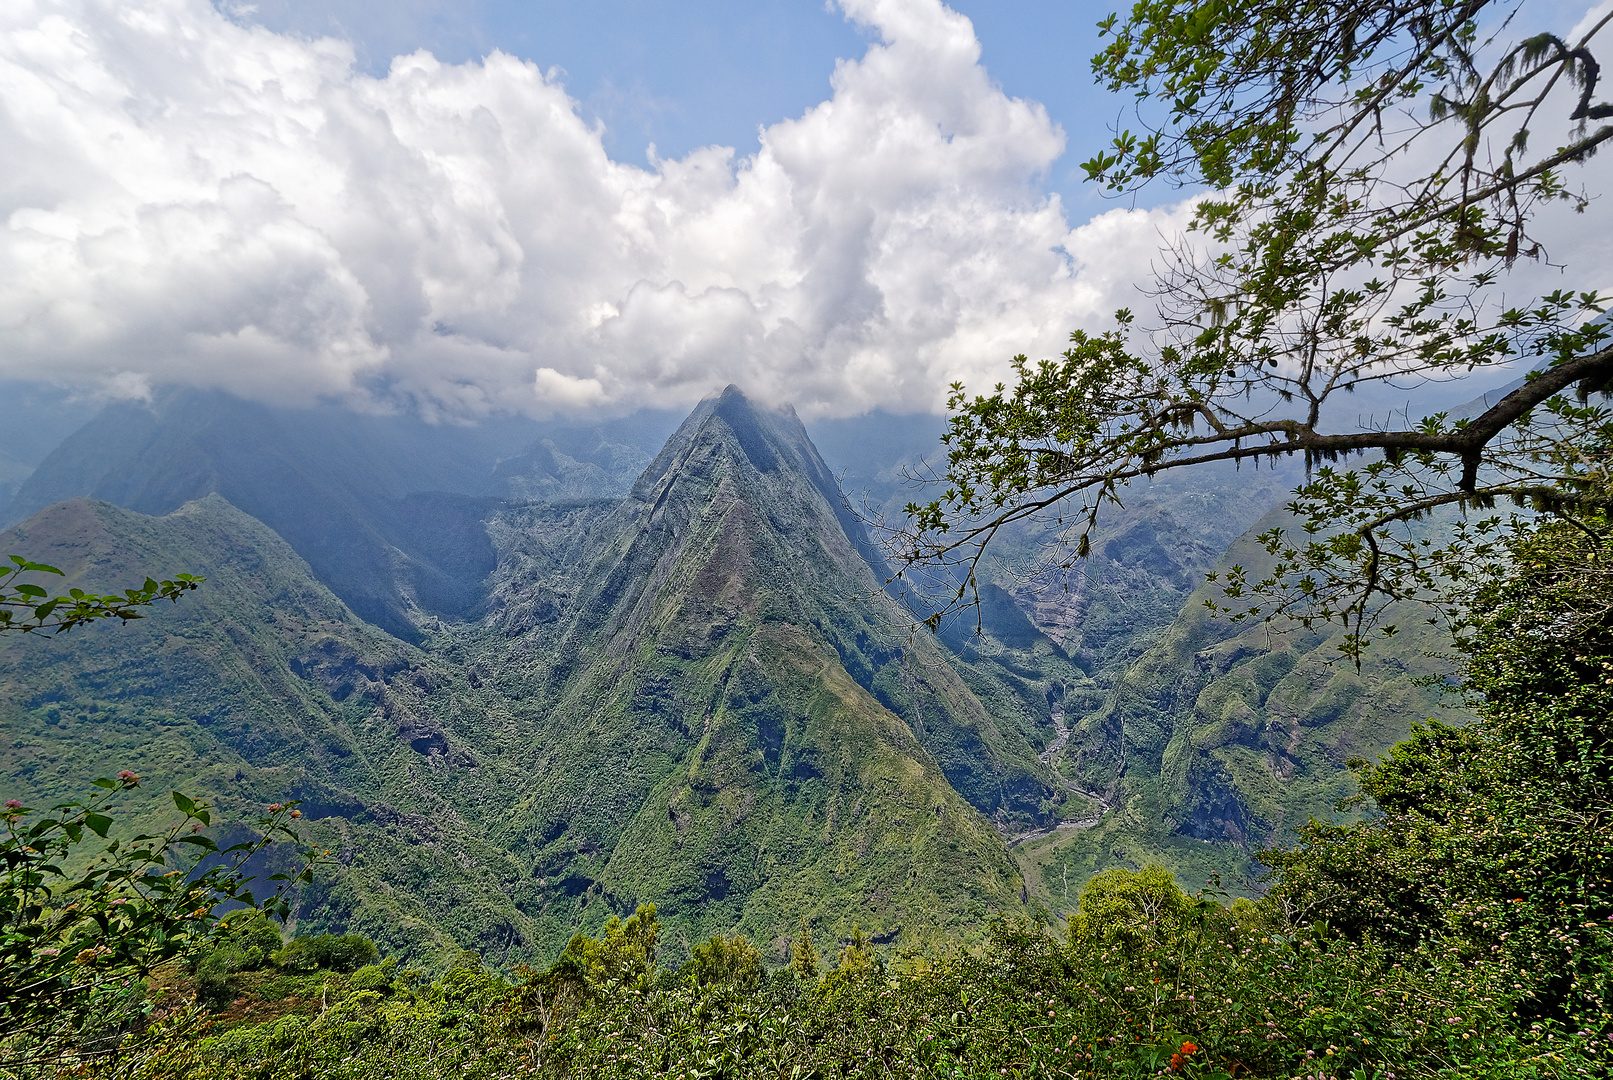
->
[348,957,399,995]
[272,933,379,974]
[547,903,658,995]
[681,934,761,991]
[1071,863,1192,951]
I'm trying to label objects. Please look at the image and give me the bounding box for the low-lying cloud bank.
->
[0,0,1195,419]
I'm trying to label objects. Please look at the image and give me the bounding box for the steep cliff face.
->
[459,387,1045,950]
[0,388,1045,965]
[1013,505,1471,906]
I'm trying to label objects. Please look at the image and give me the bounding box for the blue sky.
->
[240,0,1120,208]
[0,1,1604,420]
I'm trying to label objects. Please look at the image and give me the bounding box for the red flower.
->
[116,770,139,784]
[1167,1042,1199,1072]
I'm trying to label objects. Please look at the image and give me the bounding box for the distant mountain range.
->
[2,389,686,639]
[0,385,1469,966]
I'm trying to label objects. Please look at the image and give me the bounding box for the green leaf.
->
[174,835,218,852]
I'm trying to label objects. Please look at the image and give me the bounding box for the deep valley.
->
[0,385,1466,969]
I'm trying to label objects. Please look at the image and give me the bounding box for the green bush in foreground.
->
[271,934,379,976]
[74,878,1605,1080]
[0,777,316,1075]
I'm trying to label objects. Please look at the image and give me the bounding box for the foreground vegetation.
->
[1,516,1605,1078]
[16,881,1604,1079]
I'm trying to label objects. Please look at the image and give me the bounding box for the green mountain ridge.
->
[0,389,1048,967]
[0,384,1475,967]
[435,387,1052,952]
[2,389,681,640]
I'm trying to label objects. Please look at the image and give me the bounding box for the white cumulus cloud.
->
[0,0,1183,419]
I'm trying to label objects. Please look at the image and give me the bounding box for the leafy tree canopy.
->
[889,0,1612,652]
[0,780,318,1068]
[681,933,763,991]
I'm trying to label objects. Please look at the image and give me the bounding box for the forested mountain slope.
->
[1012,503,1471,903]
[432,387,1049,952]
[0,496,498,962]
[0,381,1480,967]
[0,389,1044,966]
[2,389,679,640]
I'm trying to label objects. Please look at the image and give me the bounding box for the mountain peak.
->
[631,384,812,500]
[707,382,799,420]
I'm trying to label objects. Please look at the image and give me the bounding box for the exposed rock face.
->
[1003,460,1301,674]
